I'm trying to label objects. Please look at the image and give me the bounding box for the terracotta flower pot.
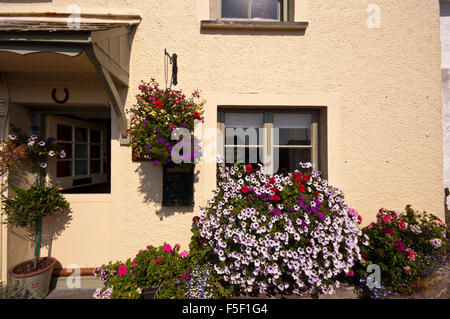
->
[141,287,158,299]
[9,257,57,299]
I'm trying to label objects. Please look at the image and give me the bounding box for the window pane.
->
[251,0,278,19]
[90,145,101,159]
[225,147,262,165]
[90,160,101,174]
[90,129,101,143]
[75,144,88,159]
[274,113,312,145]
[58,143,72,159]
[75,127,88,142]
[57,161,72,177]
[57,125,72,141]
[222,0,248,18]
[275,148,312,175]
[74,160,88,175]
[225,113,264,145]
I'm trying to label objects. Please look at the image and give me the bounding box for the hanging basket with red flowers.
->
[127,79,205,165]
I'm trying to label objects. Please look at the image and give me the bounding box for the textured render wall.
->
[0,0,443,267]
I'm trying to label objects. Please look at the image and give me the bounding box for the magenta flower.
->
[117,265,127,277]
[395,240,406,252]
[179,251,188,258]
[155,258,162,264]
[163,244,172,253]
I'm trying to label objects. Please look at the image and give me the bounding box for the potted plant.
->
[127,79,204,165]
[1,184,69,298]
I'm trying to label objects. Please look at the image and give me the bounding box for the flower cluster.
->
[0,125,64,176]
[92,243,191,299]
[352,205,448,298]
[183,264,216,299]
[194,162,362,296]
[127,79,205,165]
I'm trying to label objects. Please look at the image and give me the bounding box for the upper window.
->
[222,0,280,20]
[45,115,109,192]
[211,0,294,22]
[219,109,320,176]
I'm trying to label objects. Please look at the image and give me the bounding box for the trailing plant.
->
[192,162,363,297]
[0,125,65,177]
[1,184,69,269]
[127,79,204,165]
[351,205,448,298]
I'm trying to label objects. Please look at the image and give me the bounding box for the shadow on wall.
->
[135,162,200,220]
[41,207,73,258]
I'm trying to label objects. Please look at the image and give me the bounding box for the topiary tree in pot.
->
[1,184,69,298]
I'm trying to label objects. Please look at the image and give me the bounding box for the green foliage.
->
[351,205,448,298]
[1,184,69,242]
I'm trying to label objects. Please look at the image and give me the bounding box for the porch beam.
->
[86,45,128,140]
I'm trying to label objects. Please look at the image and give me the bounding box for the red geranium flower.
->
[298,184,306,192]
[271,195,281,201]
[193,112,201,120]
[292,172,302,182]
[241,185,250,193]
[357,215,362,224]
[381,214,393,224]
[302,174,310,181]
[269,177,276,184]
[245,164,253,173]
[265,184,271,188]
[272,186,279,193]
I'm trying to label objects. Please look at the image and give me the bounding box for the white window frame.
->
[45,115,108,191]
[218,109,319,175]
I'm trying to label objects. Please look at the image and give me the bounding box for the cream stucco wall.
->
[0,0,444,274]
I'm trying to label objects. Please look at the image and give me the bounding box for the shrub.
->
[191,162,363,296]
[1,184,69,269]
[93,243,191,299]
[127,80,204,165]
[352,205,448,298]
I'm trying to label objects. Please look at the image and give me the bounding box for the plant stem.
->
[34,218,41,270]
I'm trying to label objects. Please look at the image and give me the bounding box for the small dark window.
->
[163,164,194,206]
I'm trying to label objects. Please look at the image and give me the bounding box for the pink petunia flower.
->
[179,251,188,258]
[117,265,127,276]
[163,244,172,253]
[345,271,354,277]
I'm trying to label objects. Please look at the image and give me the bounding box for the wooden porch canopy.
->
[0,12,141,141]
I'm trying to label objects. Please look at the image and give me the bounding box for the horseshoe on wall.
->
[51,88,69,104]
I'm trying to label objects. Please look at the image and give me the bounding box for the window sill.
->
[200,20,308,31]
